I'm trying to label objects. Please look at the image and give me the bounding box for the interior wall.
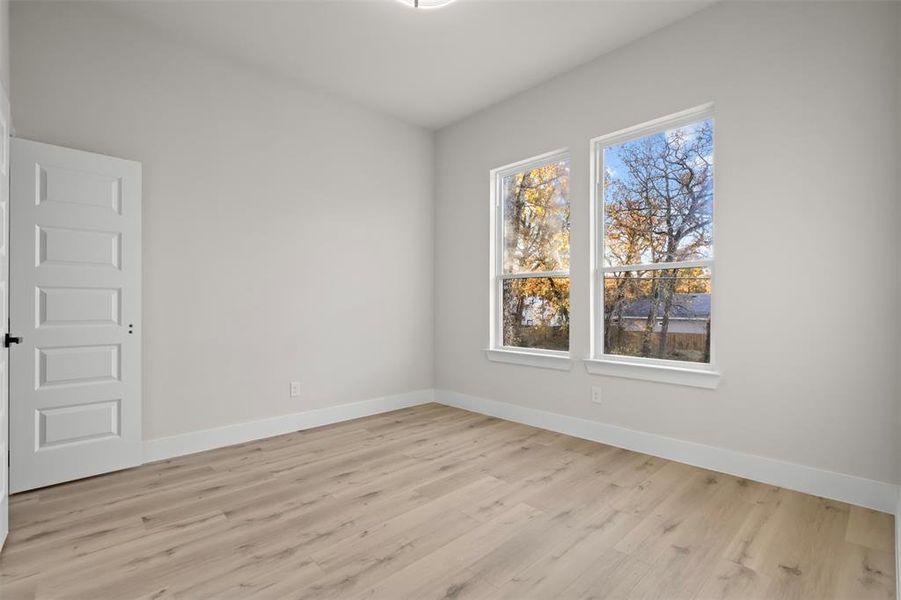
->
[0,0,8,96]
[894,3,901,492]
[11,2,435,440]
[435,1,900,485]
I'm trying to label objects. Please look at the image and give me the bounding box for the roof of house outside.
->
[619,293,711,319]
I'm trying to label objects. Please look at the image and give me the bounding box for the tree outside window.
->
[600,116,714,364]
[495,154,570,352]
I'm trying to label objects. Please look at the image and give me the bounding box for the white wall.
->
[0,0,8,96]
[11,2,435,440]
[897,3,901,495]
[435,1,900,485]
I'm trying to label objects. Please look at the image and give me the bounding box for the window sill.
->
[485,348,572,371]
[583,358,720,389]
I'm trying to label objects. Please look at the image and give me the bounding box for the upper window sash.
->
[495,149,571,277]
[595,104,715,270]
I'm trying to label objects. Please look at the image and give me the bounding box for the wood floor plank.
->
[847,506,896,553]
[0,403,893,599]
[554,548,650,600]
[352,502,544,600]
[693,560,773,600]
[827,542,895,600]
[422,492,631,599]
[621,476,761,599]
[492,504,641,599]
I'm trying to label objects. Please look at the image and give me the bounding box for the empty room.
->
[0,0,897,598]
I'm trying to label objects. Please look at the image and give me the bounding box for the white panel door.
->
[0,84,10,549]
[10,139,141,493]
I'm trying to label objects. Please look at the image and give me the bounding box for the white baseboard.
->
[143,389,435,463]
[435,389,900,515]
[142,386,898,516]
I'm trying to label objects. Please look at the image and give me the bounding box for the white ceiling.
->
[105,0,713,129]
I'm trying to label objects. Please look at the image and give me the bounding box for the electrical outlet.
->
[290,381,301,397]
[591,386,602,404]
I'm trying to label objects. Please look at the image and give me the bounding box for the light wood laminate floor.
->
[0,403,895,599]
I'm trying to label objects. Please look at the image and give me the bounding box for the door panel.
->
[10,139,141,493]
[37,163,123,214]
[37,286,121,328]
[38,399,120,448]
[37,344,121,388]
[38,226,122,269]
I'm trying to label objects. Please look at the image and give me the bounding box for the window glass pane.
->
[603,119,713,267]
[503,158,570,274]
[503,277,569,351]
[603,268,711,363]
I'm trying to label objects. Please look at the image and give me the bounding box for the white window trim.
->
[584,358,719,389]
[485,348,572,371]
[488,148,572,369]
[587,104,720,389]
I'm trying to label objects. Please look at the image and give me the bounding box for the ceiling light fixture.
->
[398,0,456,8]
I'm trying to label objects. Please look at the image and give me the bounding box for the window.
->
[590,106,718,385]
[489,150,571,364]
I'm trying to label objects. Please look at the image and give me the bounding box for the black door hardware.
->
[4,333,21,348]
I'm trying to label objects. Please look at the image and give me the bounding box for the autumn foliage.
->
[501,160,571,351]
